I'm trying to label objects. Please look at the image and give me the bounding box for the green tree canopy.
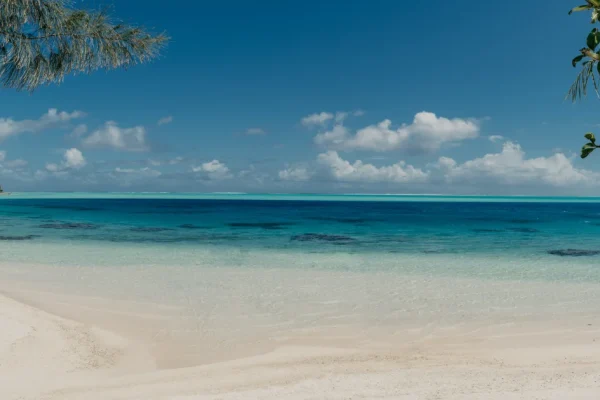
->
[0,0,167,91]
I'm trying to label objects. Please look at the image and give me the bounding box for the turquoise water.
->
[0,194,598,279]
[2,193,600,363]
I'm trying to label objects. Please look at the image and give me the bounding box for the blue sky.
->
[2,0,600,194]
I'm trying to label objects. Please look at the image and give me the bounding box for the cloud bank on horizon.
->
[0,107,594,195]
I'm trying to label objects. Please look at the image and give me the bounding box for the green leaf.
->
[582,143,596,158]
[587,28,600,50]
[570,5,592,14]
[588,28,599,49]
[573,55,585,67]
[585,132,597,143]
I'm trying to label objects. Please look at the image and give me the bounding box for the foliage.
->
[568,1,600,158]
[0,0,168,91]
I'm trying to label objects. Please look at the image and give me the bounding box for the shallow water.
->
[1,195,600,366]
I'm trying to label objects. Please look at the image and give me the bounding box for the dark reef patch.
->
[129,227,174,233]
[228,222,295,230]
[179,224,214,230]
[508,227,539,233]
[74,232,240,243]
[291,233,356,243]
[0,234,39,241]
[308,217,371,224]
[547,249,600,257]
[39,222,100,230]
[39,205,100,211]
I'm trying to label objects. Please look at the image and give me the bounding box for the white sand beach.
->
[1,260,600,400]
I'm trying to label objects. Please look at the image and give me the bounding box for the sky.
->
[2,0,600,194]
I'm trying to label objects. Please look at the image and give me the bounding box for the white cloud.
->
[302,110,364,127]
[315,112,480,153]
[45,163,60,172]
[0,109,84,141]
[70,124,88,138]
[46,148,86,172]
[192,160,232,180]
[158,116,173,126]
[83,121,148,152]
[317,151,429,183]
[278,166,312,181]
[4,159,27,168]
[435,141,595,187]
[314,125,350,147]
[246,128,266,135]
[64,148,86,169]
[110,167,162,186]
[488,135,504,143]
[301,112,334,127]
[0,151,6,162]
[334,110,365,123]
[148,156,184,167]
[283,141,593,190]
[114,167,161,177]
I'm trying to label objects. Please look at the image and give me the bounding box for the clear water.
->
[0,193,598,279]
[2,194,600,366]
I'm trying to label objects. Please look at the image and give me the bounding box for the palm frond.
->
[567,60,596,101]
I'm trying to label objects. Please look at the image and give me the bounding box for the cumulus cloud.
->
[70,124,88,138]
[317,151,429,183]
[46,148,86,172]
[488,135,504,143]
[192,160,232,180]
[4,159,27,168]
[301,112,334,127]
[114,167,161,177]
[334,110,365,123]
[0,151,6,162]
[278,166,312,181]
[148,156,184,167]
[315,112,480,153]
[0,109,84,142]
[45,163,60,172]
[279,140,593,192]
[314,125,350,147]
[158,116,173,126]
[64,148,86,169]
[434,141,595,187]
[246,128,266,135]
[82,121,148,152]
[302,110,364,127]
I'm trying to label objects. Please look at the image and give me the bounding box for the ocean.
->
[0,193,599,272]
[1,193,600,366]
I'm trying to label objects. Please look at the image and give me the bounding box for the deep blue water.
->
[0,197,599,257]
